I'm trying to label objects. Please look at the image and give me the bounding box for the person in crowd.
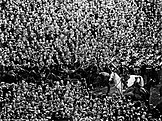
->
[0,0,162,120]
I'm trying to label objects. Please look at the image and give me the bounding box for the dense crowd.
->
[0,0,162,69]
[0,0,162,120]
[0,81,162,120]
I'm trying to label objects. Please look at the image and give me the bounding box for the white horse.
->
[127,75,144,87]
[109,72,144,96]
[109,72,123,96]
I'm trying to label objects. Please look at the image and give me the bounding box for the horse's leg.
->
[144,91,150,110]
[145,99,150,110]
[116,87,124,99]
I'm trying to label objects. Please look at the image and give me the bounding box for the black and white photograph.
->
[0,0,162,120]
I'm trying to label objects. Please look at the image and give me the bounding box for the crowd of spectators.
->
[0,81,162,120]
[0,0,162,120]
[0,0,162,70]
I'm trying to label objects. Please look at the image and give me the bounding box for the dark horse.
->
[124,79,155,109]
[155,85,162,115]
[85,64,112,96]
[62,63,111,96]
[141,64,160,85]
